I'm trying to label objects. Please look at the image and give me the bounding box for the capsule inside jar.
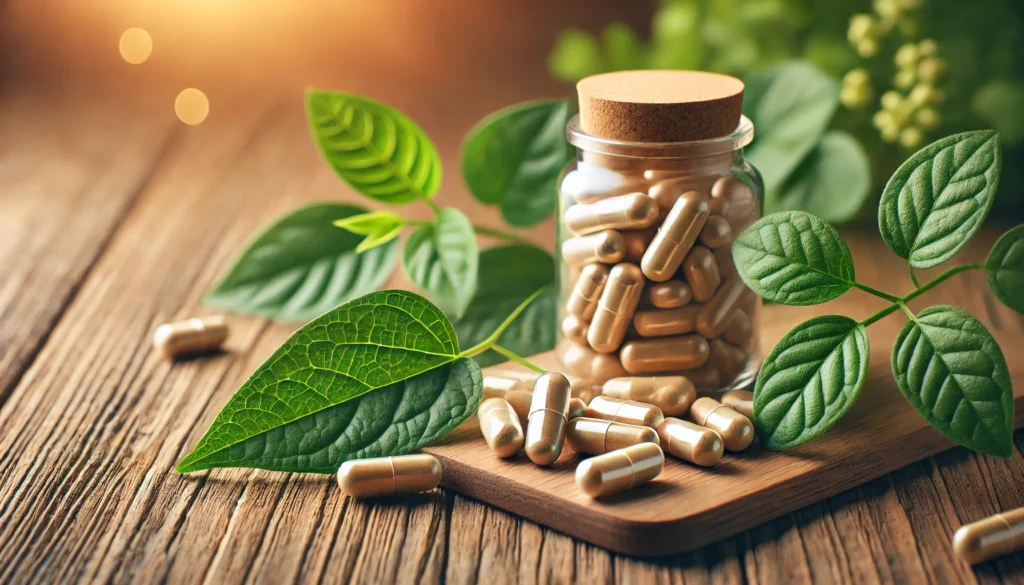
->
[602,376,695,416]
[587,263,644,353]
[564,192,658,236]
[640,191,710,282]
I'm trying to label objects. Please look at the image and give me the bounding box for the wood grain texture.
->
[0,97,1022,583]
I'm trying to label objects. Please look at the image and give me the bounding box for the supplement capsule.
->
[478,398,525,458]
[482,375,530,400]
[562,164,648,204]
[556,339,629,383]
[723,310,754,347]
[714,176,758,230]
[699,215,733,249]
[689,397,754,452]
[656,417,724,467]
[505,389,533,425]
[567,417,660,455]
[632,306,700,338]
[588,263,644,353]
[952,507,1024,565]
[561,315,589,344]
[682,246,722,303]
[641,191,710,282]
[647,177,692,214]
[714,245,736,279]
[622,228,657,263]
[696,276,753,339]
[602,376,695,416]
[575,442,664,497]
[708,339,748,380]
[585,395,665,428]
[564,192,658,236]
[620,335,710,374]
[153,315,228,359]
[680,364,722,389]
[562,231,626,267]
[525,372,573,466]
[647,280,692,309]
[721,390,754,421]
[337,454,442,497]
[568,397,588,420]
[566,263,609,320]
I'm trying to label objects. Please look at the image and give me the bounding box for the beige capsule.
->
[564,162,649,204]
[708,339,748,380]
[622,228,657,263]
[525,372,573,466]
[505,389,533,425]
[689,397,754,452]
[568,397,588,420]
[679,364,722,390]
[555,339,629,383]
[620,335,710,374]
[567,417,660,455]
[647,176,706,214]
[565,192,658,236]
[478,398,525,458]
[647,280,692,309]
[153,315,228,359]
[644,169,689,183]
[632,306,700,338]
[696,276,754,339]
[587,263,645,353]
[562,231,626,267]
[566,264,609,320]
[952,507,1024,565]
[575,442,664,498]
[561,315,590,344]
[699,215,733,249]
[656,417,724,467]
[713,176,759,230]
[714,245,736,279]
[337,454,442,497]
[682,246,722,303]
[585,395,665,428]
[721,390,754,421]
[602,376,695,417]
[482,375,531,400]
[723,310,754,347]
[490,370,595,403]
[641,191,710,282]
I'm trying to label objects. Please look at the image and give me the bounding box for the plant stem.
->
[491,344,544,373]
[457,285,550,359]
[852,281,901,303]
[858,263,983,328]
[909,264,921,288]
[472,224,525,242]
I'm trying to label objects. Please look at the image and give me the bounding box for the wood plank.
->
[0,91,175,406]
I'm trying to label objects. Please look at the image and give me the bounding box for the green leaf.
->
[987,224,1024,315]
[333,211,405,252]
[306,89,442,205]
[878,130,1002,269]
[732,211,855,305]
[773,130,871,223]
[178,358,481,474]
[743,62,839,196]
[461,100,575,227]
[204,203,398,321]
[453,244,555,367]
[403,208,479,318]
[178,290,462,473]
[891,306,1014,457]
[754,315,869,450]
[547,28,606,82]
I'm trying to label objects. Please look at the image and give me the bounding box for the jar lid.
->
[577,70,744,142]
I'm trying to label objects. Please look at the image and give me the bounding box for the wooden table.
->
[2,85,1024,585]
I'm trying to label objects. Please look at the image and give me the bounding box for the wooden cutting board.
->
[424,297,1024,557]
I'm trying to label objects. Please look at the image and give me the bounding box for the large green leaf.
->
[754,315,869,450]
[178,359,481,474]
[204,203,398,321]
[892,306,1014,457]
[453,244,555,367]
[732,211,855,305]
[744,62,839,197]
[878,130,1002,268]
[461,99,575,227]
[987,224,1024,315]
[774,130,871,223]
[402,208,479,318]
[306,89,442,205]
[178,290,460,473]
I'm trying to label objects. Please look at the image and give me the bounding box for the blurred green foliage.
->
[549,0,1024,220]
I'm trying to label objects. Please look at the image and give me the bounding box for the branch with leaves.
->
[734,129,1019,457]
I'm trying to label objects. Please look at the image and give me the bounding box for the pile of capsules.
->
[557,168,761,388]
[336,371,756,499]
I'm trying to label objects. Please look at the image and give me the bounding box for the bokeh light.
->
[119,28,153,64]
[174,88,209,125]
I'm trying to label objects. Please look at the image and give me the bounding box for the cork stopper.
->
[577,70,745,142]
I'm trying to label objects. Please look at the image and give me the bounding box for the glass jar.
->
[555,114,763,391]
